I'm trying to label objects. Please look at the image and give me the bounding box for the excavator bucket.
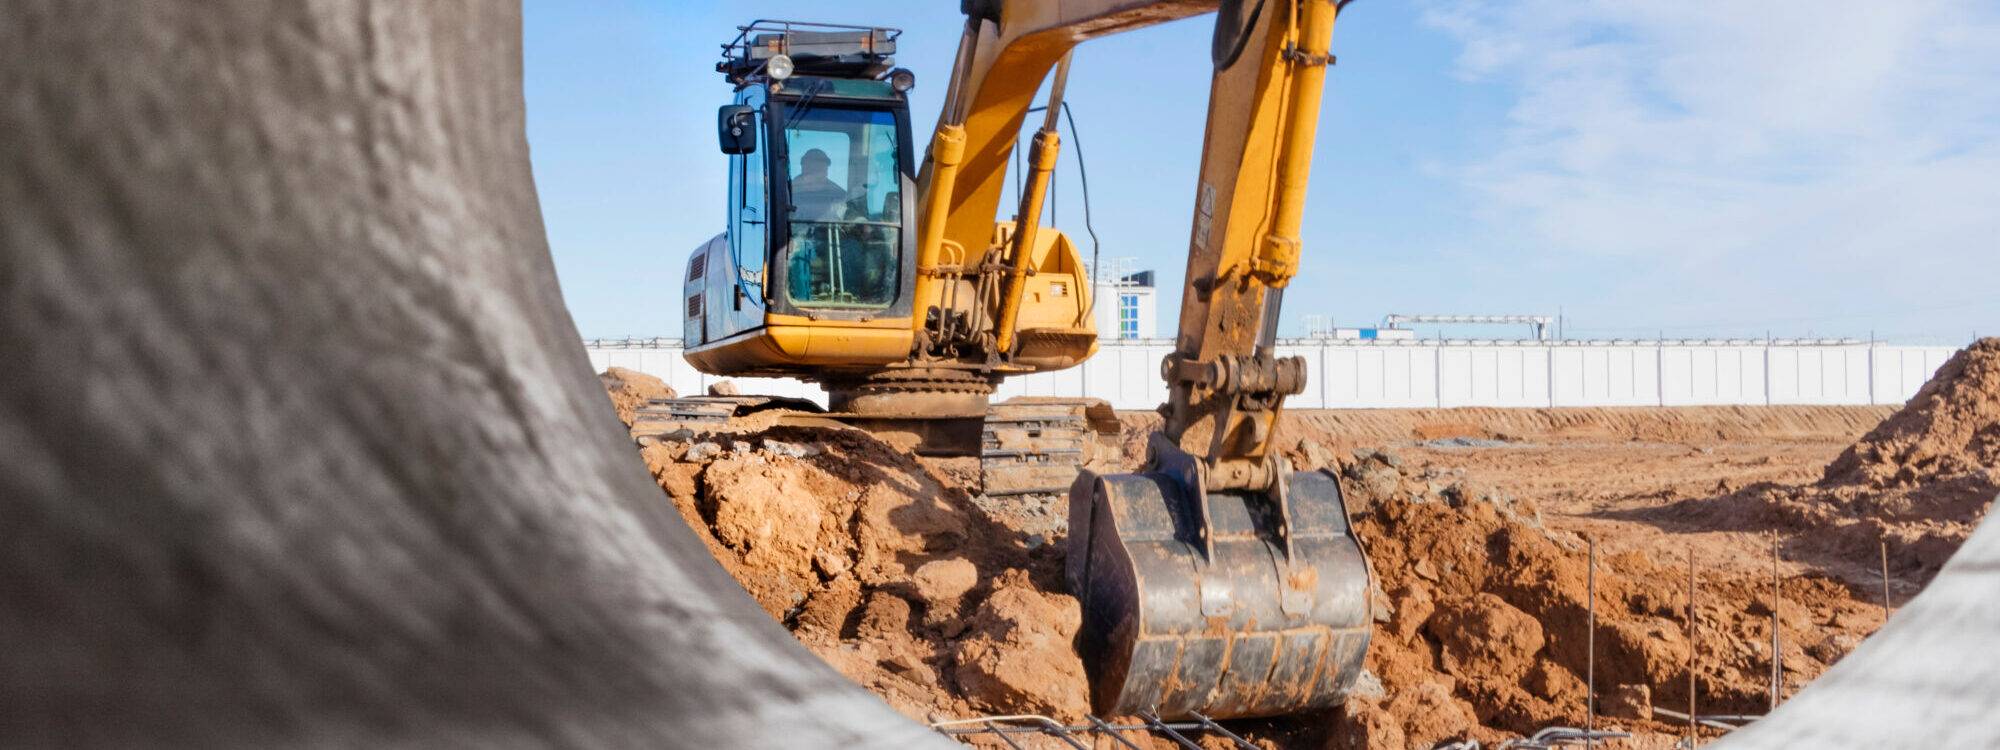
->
[1066,442,1372,720]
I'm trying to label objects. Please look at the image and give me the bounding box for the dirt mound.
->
[1314,448,1881,748]
[633,423,1086,723]
[1826,339,2000,487]
[600,366,676,426]
[1729,340,2000,575]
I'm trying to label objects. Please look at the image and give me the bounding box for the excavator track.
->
[627,394,1120,497]
[979,397,1123,496]
[630,395,824,438]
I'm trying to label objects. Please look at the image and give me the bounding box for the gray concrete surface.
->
[0,2,947,747]
[1715,496,2000,749]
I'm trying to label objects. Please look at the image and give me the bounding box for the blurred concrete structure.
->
[1,2,945,746]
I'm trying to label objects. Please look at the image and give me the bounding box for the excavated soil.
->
[600,366,677,427]
[631,424,1090,723]
[602,372,1990,748]
[1624,339,2000,583]
[1313,449,1880,749]
[1769,338,2000,573]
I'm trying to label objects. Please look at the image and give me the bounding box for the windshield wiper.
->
[783,79,830,134]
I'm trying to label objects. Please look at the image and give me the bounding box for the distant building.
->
[1328,327,1416,340]
[1092,268,1156,341]
[1302,315,1417,341]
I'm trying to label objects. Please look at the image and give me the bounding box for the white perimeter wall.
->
[586,339,1961,410]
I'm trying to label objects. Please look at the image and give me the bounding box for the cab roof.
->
[718,20,900,85]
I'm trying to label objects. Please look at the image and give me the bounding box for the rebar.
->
[1880,538,1893,619]
[1085,715,1146,750]
[1498,726,1633,749]
[1586,535,1597,750]
[1138,712,1204,750]
[985,719,1028,750]
[931,715,1090,750]
[1687,549,1698,749]
[1442,726,1634,750]
[1769,534,1782,710]
[934,712,1257,750]
[1189,712,1257,747]
[1654,707,1760,732]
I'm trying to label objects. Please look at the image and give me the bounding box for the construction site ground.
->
[601,339,2000,749]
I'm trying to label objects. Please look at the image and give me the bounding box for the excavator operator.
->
[786,145,899,308]
[789,148,847,220]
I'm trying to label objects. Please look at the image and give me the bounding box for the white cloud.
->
[1421,0,2000,275]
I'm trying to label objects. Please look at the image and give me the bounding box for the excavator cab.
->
[684,22,921,371]
[656,20,1114,497]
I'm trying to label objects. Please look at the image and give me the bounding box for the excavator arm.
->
[916,0,1332,467]
[913,0,1373,722]
[1074,2,1371,722]
[1163,0,1334,472]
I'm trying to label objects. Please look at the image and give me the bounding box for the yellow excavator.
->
[663,17,1116,497]
[657,0,1370,721]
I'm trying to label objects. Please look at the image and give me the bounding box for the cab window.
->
[782,105,901,310]
[731,104,768,303]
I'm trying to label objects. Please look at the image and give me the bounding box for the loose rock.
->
[951,576,1089,717]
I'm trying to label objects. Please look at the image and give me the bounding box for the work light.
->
[767,54,794,81]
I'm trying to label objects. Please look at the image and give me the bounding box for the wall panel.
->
[587,340,1963,411]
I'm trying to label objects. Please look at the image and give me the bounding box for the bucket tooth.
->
[1067,450,1372,720]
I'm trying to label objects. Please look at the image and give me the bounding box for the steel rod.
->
[1189,711,1259,750]
[985,719,1026,750]
[937,713,1255,750]
[1140,712,1205,750]
[1586,535,1597,750]
[1687,548,1698,749]
[1653,708,1756,732]
[936,721,1211,736]
[1880,538,1893,619]
[1770,534,1782,710]
[1086,715,1147,750]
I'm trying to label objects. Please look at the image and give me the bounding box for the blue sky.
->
[525,1,1999,344]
